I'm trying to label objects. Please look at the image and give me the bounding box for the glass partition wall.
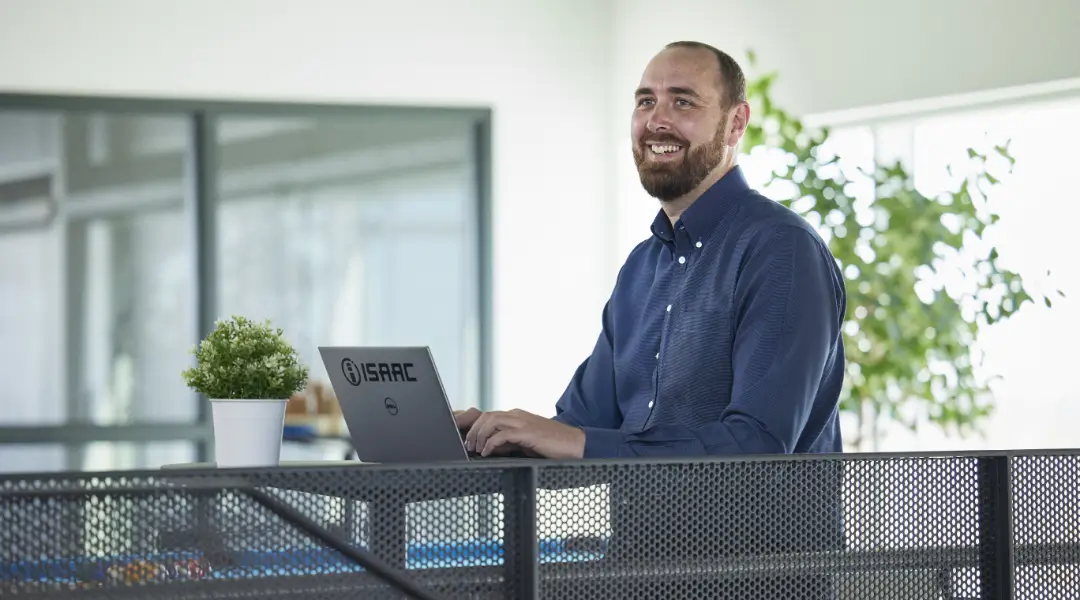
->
[0,98,492,473]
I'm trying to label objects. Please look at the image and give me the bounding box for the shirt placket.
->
[644,225,699,431]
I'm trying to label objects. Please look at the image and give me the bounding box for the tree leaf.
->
[743,49,1051,450]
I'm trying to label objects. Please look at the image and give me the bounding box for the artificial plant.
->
[181,315,309,400]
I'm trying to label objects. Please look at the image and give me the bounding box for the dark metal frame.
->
[245,487,443,600]
[977,455,1016,599]
[187,112,218,461]
[0,93,495,462]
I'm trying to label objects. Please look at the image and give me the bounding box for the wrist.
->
[572,426,586,459]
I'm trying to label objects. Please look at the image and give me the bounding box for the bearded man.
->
[458,41,847,461]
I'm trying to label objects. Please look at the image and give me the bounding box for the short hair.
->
[664,41,747,108]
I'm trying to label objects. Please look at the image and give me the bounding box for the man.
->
[458,41,847,460]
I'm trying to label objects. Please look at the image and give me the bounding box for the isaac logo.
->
[341,358,362,386]
[341,358,417,385]
[384,397,399,416]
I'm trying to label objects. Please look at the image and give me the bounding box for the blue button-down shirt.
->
[552,166,846,458]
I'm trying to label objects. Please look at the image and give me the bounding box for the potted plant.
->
[181,315,309,467]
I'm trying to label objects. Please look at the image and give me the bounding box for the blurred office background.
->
[0,0,1078,472]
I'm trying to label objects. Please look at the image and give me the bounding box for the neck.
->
[662,156,738,226]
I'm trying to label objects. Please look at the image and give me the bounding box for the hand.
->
[453,407,483,430]
[465,409,586,459]
[455,408,532,456]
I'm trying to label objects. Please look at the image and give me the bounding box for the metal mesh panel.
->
[536,456,988,600]
[1012,455,1080,599]
[2,453,1079,599]
[0,466,523,599]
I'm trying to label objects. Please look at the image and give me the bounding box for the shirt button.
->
[655,352,659,359]
[648,400,655,409]
[678,256,686,264]
[666,304,671,312]
[695,241,703,248]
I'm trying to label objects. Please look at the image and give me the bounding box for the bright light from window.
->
[876,97,1080,451]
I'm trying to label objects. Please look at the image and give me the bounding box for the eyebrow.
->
[635,86,705,101]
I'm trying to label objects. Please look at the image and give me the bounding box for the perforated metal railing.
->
[1,451,1078,599]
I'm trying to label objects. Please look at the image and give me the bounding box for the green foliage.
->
[181,315,309,400]
[741,52,1062,449]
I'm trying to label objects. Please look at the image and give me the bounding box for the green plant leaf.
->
[181,315,309,400]
[742,49,1053,450]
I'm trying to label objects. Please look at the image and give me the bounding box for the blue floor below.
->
[2,538,608,584]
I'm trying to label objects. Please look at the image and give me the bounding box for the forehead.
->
[638,47,722,100]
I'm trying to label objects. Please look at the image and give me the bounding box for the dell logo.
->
[341,359,417,386]
[384,397,399,415]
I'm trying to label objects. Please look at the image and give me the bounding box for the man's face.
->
[631,47,739,202]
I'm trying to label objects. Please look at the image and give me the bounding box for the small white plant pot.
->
[209,398,288,468]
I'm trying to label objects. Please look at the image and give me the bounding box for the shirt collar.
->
[650,165,751,243]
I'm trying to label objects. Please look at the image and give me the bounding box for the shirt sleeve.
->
[578,225,844,458]
[551,300,623,430]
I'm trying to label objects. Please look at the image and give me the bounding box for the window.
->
[819,97,1080,452]
[0,101,491,473]
[214,114,481,411]
[0,111,64,434]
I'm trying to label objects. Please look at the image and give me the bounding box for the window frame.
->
[0,94,495,465]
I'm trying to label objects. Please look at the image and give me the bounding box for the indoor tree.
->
[739,52,1063,450]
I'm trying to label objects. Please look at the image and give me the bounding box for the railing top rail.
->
[1,446,1078,482]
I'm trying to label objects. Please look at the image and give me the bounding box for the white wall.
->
[0,0,618,416]
[4,0,1080,417]
[613,0,1080,117]
[609,0,1080,259]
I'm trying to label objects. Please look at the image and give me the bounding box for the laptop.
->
[318,346,526,463]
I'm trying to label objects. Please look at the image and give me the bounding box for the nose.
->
[646,103,673,133]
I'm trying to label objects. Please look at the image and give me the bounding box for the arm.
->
[551,300,622,430]
[461,294,623,460]
[579,226,843,458]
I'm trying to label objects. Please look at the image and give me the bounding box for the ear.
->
[726,101,751,147]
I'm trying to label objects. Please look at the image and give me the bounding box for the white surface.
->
[2,0,1079,419]
[0,0,618,418]
[210,399,288,468]
[161,460,370,469]
[610,0,1080,117]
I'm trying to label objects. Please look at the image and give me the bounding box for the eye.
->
[675,98,694,108]
[636,97,655,108]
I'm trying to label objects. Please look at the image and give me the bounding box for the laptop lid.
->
[318,346,469,463]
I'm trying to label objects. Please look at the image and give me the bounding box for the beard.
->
[633,119,729,202]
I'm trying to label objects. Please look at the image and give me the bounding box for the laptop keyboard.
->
[469,451,542,460]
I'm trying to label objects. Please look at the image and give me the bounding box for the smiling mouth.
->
[645,143,684,160]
